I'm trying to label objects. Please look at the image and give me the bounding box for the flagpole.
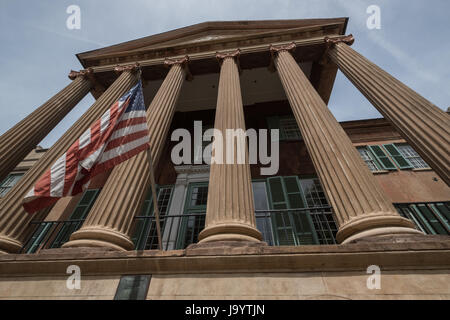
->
[147,147,163,251]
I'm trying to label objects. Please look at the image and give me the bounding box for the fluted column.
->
[198,50,262,243]
[0,67,140,254]
[271,44,421,243]
[0,70,93,183]
[63,57,188,251]
[326,35,450,186]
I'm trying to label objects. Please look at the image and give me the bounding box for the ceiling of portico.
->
[142,63,311,112]
[78,18,347,106]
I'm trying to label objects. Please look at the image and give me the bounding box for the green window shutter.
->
[267,177,294,245]
[69,189,101,220]
[411,205,436,234]
[283,176,306,209]
[434,203,450,221]
[51,189,101,248]
[383,144,413,169]
[368,145,397,170]
[291,211,318,245]
[267,177,288,209]
[397,206,426,233]
[267,177,318,245]
[430,204,450,234]
[416,204,447,235]
[133,186,160,250]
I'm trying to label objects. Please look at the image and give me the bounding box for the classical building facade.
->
[0,19,449,300]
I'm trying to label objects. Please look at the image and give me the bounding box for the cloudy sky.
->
[0,0,448,148]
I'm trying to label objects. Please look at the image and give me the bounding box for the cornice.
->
[77,19,347,63]
[0,240,449,276]
[174,165,211,175]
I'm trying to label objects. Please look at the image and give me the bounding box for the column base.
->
[343,231,448,244]
[0,235,22,254]
[198,223,263,243]
[336,213,421,244]
[62,227,134,251]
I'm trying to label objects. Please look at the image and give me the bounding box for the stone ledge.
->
[0,239,449,277]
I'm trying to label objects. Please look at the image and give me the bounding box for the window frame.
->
[367,145,397,171]
[393,143,430,169]
[357,146,383,172]
[382,143,414,170]
[25,188,101,253]
[176,182,208,249]
[266,176,319,246]
[0,172,25,197]
[132,184,174,250]
[266,115,302,141]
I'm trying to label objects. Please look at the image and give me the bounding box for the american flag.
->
[23,81,150,214]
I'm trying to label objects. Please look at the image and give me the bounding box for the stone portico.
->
[0,19,449,300]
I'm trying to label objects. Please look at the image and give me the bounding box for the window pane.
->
[190,186,208,206]
[268,178,285,204]
[279,117,302,140]
[78,189,97,206]
[357,147,380,172]
[252,181,268,210]
[0,173,24,197]
[284,177,300,194]
[383,144,412,169]
[395,203,449,235]
[368,145,396,170]
[288,194,305,209]
[396,144,429,169]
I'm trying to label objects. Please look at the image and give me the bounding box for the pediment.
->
[77,18,348,67]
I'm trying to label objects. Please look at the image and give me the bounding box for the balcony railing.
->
[20,207,338,253]
[133,207,337,250]
[20,219,85,254]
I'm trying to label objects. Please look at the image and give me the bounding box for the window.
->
[357,147,382,172]
[132,186,174,250]
[171,177,337,248]
[367,145,397,170]
[176,183,208,249]
[266,176,318,246]
[396,202,449,235]
[395,144,429,169]
[299,178,338,244]
[382,144,413,169]
[267,116,302,141]
[0,173,24,197]
[24,189,101,253]
[253,181,274,245]
[114,275,151,300]
[357,144,420,171]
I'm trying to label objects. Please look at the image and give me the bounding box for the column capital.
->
[164,55,192,81]
[114,62,141,75]
[324,34,355,48]
[268,42,296,72]
[320,34,355,65]
[216,48,241,61]
[216,49,241,73]
[164,55,190,67]
[68,68,93,80]
[269,42,296,56]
